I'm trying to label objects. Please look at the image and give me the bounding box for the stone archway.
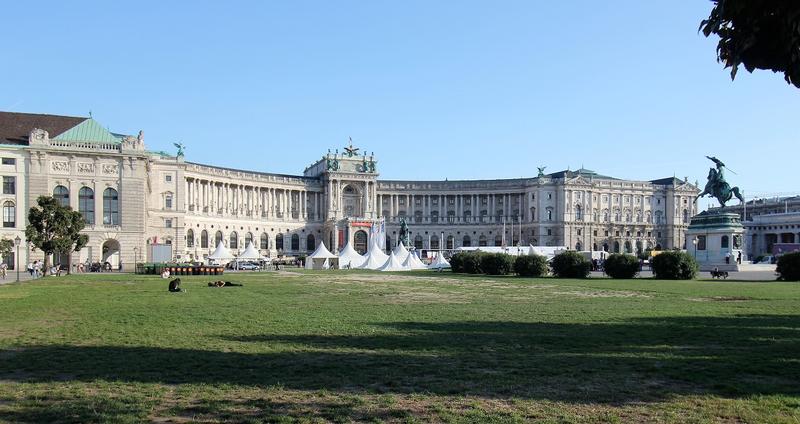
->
[102,239,121,269]
[354,230,368,254]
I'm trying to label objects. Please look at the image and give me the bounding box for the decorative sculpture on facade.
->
[344,138,360,157]
[537,166,547,178]
[327,158,339,171]
[696,156,744,207]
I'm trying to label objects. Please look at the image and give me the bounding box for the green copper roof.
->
[52,118,123,143]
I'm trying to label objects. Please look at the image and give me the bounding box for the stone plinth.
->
[686,211,745,271]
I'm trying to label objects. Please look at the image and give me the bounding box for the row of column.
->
[186,178,322,221]
[376,193,527,223]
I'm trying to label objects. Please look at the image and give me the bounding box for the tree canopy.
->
[25,196,88,274]
[701,0,800,88]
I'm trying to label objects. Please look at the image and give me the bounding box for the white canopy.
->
[238,241,266,261]
[207,241,234,263]
[338,240,366,269]
[428,252,451,270]
[402,251,428,270]
[359,238,389,270]
[378,251,411,272]
[306,241,338,270]
[392,242,411,263]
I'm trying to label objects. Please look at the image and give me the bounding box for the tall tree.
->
[701,0,800,88]
[25,196,88,275]
[0,238,13,264]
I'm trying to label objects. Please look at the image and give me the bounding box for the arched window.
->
[683,209,689,223]
[603,243,609,252]
[655,211,663,225]
[495,235,503,246]
[165,193,173,209]
[547,209,553,221]
[414,210,423,223]
[430,235,440,250]
[2,201,15,228]
[530,207,536,221]
[355,231,368,254]
[431,211,439,223]
[186,229,195,248]
[495,210,503,223]
[636,240,643,254]
[721,235,729,249]
[306,234,315,251]
[79,187,94,224]
[603,209,609,222]
[260,233,269,250]
[201,230,209,248]
[462,235,471,247]
[413,235,423,250]
[53,185,69,207]
[575,205,583,221]
[103,188,119,225]
[229,231,238,249]
[646,212,652,223]
[386,236,392,252]
[447,210,455,223]
[446,235,454,249]
[613,241,620,253]
[463,210,471,222]
[291,234,300,251]
[276,233,284,250]
[624,241,632,253]
[479,235,488,246]
[575,242,582,251]
[245,232,253,247]
[215,231,223,246]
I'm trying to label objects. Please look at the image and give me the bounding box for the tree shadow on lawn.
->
[0,315,797,404]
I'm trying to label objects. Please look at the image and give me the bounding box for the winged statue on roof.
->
[173,142,186,157]
[344,137,359,157]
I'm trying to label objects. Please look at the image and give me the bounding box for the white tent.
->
[207,241,234,265]
[238,241,266,261]
[378,251,411,272]
[428,252,451,270]
[392,242,411,263]
[402,251,428,270]
[338,240,366,269]
[359,238,389,270]
[305,241,338,270]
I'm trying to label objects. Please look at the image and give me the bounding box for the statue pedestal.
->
[686,211,745,272]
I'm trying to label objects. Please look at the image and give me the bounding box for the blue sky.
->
[2,1,797,208]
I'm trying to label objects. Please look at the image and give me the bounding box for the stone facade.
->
[0,112,699,270]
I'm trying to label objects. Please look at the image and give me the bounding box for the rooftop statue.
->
[537,166,546,178]
[697,156,744,207]
[344,137,360,157]
[173,142,186,157]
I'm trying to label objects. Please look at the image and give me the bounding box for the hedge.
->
[603,253,640,279]
[776,251,800,281]
[481,253,515,276]
[650,250,698,280]
[551,251,591,278]
[514,255,549,277]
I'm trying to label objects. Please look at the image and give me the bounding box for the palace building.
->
[0,111,699,269]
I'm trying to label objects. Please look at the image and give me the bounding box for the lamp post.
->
[14,236,21,282]
[133,247,138,274]
[692,237,698,261]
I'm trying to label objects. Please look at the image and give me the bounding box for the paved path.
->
[590,269,779,281]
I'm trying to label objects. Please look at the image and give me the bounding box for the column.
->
[389,194,395,220]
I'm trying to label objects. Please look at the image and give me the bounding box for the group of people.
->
[167,277,243,292]
[26,261,44,278]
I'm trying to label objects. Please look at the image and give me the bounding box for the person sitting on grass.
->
[161,269,171,279]
[168,278,184,292]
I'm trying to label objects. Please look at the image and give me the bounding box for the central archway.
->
[102,239,121,269]
[354,230,368,254]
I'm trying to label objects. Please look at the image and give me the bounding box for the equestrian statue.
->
[696,156,744,207]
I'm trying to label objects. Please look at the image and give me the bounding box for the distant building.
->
[715,197,800,257]
[0,111,700,270]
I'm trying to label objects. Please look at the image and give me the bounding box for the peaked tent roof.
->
[359,238,390,270]
[402,251,428,270]
[307,241,338,259]
[378,251,411,272]
[207,240,234,260]
[238,241,265,260]
[392,242,411,263]
[338,240,366,268]
[428,253,451,270]
[0,111,87,144]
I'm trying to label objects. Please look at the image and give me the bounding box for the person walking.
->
[0,262,7,279]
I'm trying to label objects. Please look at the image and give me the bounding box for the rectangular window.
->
[2,176,15,195]
[165,219,172,228]
[165,175,172,182]
[594,230,598,236]
[577,229,582,236]
[165,196,173,209]
[547,229,552,236]
[1,158,15,165]
[2,203,15,228]
[697,235,707,251]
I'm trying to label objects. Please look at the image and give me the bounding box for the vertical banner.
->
[338,229,345,249]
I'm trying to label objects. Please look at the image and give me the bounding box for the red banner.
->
[338,229,345,247]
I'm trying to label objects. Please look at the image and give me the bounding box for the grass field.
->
[0,270,798,423]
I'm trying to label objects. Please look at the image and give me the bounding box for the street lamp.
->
[692,237,698,261]
[14,236,21,282]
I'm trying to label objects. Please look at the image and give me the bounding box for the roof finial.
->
[88,110,92,118]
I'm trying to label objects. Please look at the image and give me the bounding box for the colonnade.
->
[376,193,527,223]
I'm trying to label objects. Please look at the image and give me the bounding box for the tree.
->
[0,238,13,264]
[701,1,800,88]
[25,196,88,275]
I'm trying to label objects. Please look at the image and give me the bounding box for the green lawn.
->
[0,271,798,423]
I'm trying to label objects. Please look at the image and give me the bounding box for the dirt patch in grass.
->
[688,296,755,302]
[552,289,652,299]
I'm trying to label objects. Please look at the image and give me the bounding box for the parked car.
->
[238,262,260,271]
[759,255,775,264]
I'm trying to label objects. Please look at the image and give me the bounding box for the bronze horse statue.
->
[696,156,744,207]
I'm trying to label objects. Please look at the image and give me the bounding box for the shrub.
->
[449,251,485,274]
[776,252,800,281]
[603,254,640,279]
[514,255,549,277]
[480,253,514,276]
[551,251,591,278]
[650,251,698,280]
